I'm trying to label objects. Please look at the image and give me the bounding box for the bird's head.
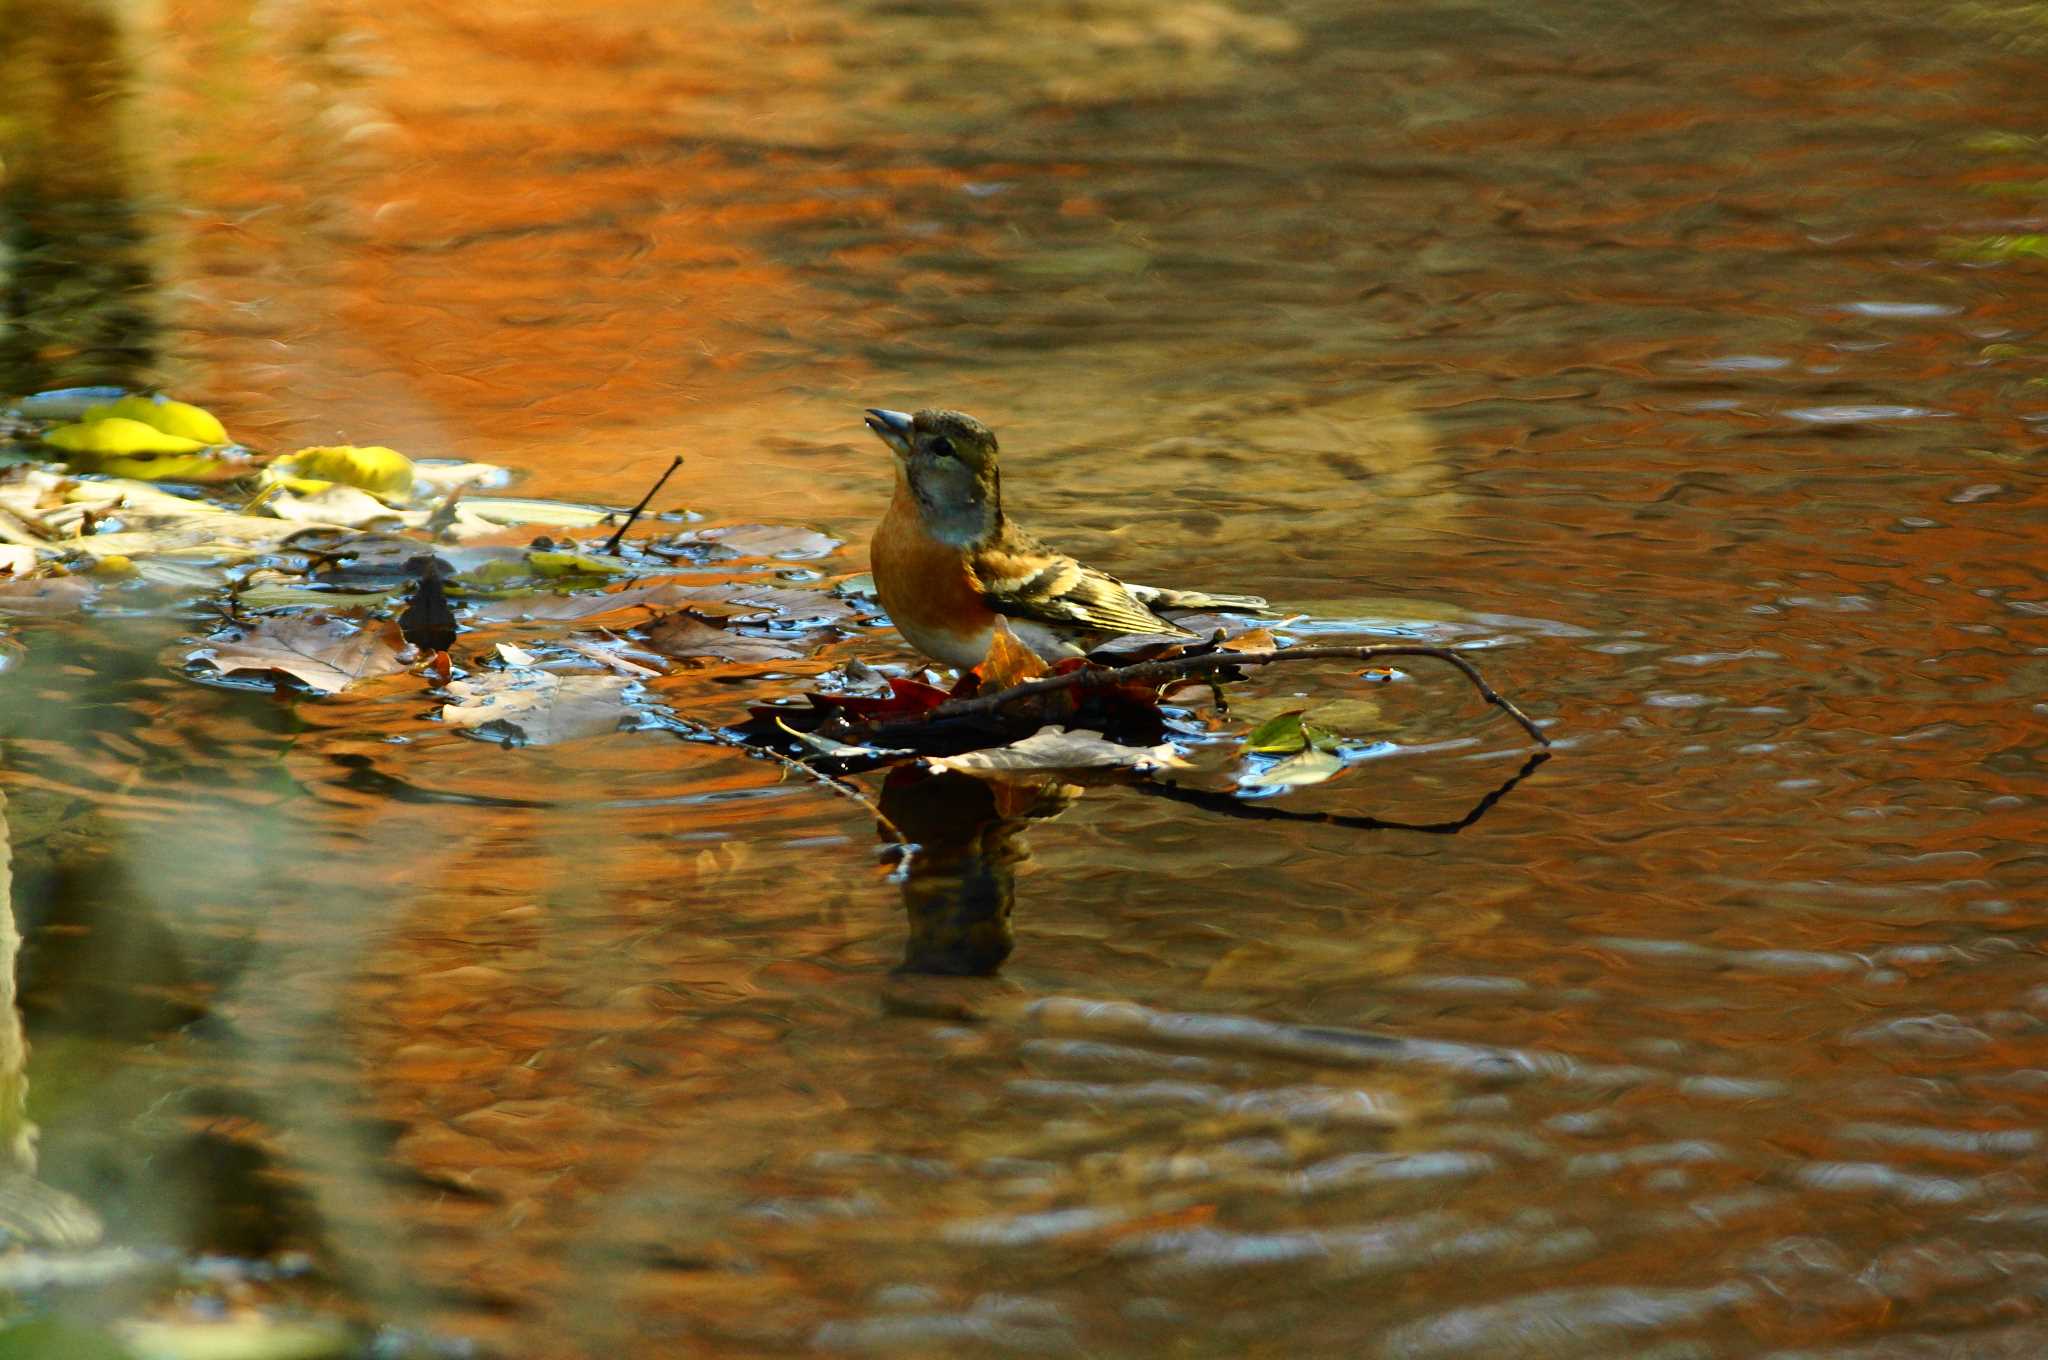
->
[865,407,1003,546]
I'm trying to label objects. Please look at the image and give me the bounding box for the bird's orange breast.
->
[871,481,1000,668]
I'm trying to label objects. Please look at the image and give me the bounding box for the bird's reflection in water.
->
[878,751,1549,977]
[879,769,1075,976]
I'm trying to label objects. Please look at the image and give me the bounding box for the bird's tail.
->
[1128,584,1273,615]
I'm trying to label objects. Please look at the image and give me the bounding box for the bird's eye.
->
[929,436,957,459]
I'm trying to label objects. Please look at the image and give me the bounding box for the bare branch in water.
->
[656,716,914,870]
[925,644,1550,748]
[1135,750,1550,834]
[601,455,684,556]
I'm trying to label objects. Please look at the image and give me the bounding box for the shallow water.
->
[5,0,2048,1355]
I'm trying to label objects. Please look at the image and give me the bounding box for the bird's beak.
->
[864,408,914,459]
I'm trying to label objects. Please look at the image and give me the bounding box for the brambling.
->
[863,407,1267,670]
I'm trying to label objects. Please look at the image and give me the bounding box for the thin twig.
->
[1135,750,1550,834]
[602,455,683,556]
[657,715,914,871]
[922,645,1551,747]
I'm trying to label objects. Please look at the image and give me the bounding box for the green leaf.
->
[1964,130,2040,154]
[118,1316,355,1360]
[1243,709,1309,753]
[0,1318,136,1360]
[82,394,229,445]
[43,417,208,457]
[1942,234,2048,263]
[528,549,627,577]
[231,584,399,610]
[463,557,537,587]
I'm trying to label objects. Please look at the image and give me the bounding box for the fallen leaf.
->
[29,473,220,523]
[973,618,1048,691]
[1242,709,1311,753]
[1231,695,1390,737]
[119,1316,354,1360]
[529,549,627,577]
[664,524,841,560]
[474,584,710,623]
[804,675,953,722]
[1237,747,1345,790]
[268,485,407,527]
[0,575,93,616]
[193,614,407,694]
[268,444,416,498]
[412,460,510,495]
[28,479,320,563]
[81,394,229,445]
[458,497,614,528]
[1220,627,1278,653]
[1240,710,1340,755]
[442,671,636,744]
[927,725,1189,775]
[643,611,815,663]
[684,582,860,625]
[229,584,399,611]
[44,417,208,457]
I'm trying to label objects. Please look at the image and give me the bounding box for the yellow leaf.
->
[271,445,416,497]
[82,395,229,445]
[43,418,208,457]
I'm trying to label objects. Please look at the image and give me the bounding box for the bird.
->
[863,407,1267,670]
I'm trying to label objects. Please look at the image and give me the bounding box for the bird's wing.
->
[975,536,1192,639]
[1125,583,1272,614]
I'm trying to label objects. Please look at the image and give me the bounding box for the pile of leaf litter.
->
[0,387,1547,801]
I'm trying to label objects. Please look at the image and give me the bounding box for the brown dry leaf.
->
[643,611,815,663]
[0,575,93,616]
[927,725,1189,776]
[1149,611,1272,643]
[442,671,636,745]
[976,617,1047,690]
[1219,627,1277,653]
[194,614,407,694]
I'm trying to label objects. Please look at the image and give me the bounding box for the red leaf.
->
[808,675,953,721]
